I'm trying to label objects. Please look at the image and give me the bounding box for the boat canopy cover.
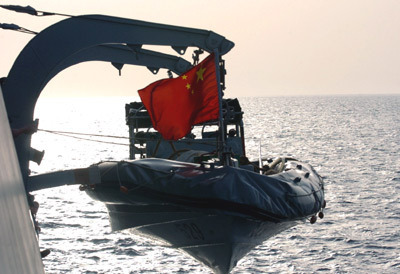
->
[92,158,324,221]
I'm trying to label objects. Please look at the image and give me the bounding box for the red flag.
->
[138,53,219,140]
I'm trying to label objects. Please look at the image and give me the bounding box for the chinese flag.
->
[138,53,219,140]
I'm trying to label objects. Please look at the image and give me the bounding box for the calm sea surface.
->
[31,95,400,273]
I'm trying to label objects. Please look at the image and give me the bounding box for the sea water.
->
[30,95,400,273]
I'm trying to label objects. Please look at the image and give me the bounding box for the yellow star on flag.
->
[186,83,191,90]
[182,75,188,80]
[196,67,206,82]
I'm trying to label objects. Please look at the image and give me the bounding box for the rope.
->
[37,128,219,148]
[38,129,129,139]
[38,129,129,146]
[286,186,324,198]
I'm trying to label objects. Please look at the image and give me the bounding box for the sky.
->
[1,0,400,98]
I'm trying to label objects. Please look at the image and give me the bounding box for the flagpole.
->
[213,49,229,165]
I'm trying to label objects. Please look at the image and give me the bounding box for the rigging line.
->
[19,27,38,35]
[38,129,129,139]
[38,129,218,146]
[286,186,324,198]
[0,23,38,34]
[40,130,129,146]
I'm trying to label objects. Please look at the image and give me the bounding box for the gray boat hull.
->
[98,202,297,274]
[84,158,324,273]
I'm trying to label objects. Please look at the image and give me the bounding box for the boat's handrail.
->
[125,98,245,160]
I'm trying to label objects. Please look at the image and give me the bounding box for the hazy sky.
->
[1,0,400,98]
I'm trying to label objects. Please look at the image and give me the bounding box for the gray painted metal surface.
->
[45,46,193,90]
[0,86,44,274]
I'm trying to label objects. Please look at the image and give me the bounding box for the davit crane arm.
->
[1,13,234,183]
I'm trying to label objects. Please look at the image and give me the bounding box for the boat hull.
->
[102,203,297,274]
[83,158,324,273]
